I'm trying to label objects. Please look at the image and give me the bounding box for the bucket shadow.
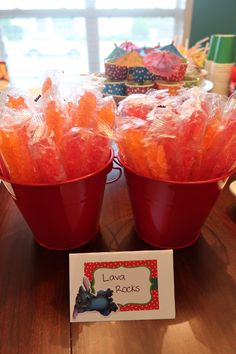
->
[71,319,169,354]
[100,217,156,252]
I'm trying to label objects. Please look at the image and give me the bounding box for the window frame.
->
[0,0,193,72]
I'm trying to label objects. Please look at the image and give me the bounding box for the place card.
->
[69,250,175,322]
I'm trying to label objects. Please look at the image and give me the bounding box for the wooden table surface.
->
[0,171,236,354]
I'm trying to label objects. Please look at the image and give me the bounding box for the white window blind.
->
[0,0,192,87]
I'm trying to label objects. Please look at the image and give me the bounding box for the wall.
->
[189,0,236,47]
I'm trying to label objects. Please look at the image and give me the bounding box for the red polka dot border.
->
[84,259,159,312]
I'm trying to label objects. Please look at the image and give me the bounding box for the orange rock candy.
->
[97,97,116,128]
[42,77,52,94]
[0,124,38,183]
[45,101,67,142]
[145,141,168,179]
[6,95,28,110]
[118,127,149,176]
[71,91,97,129]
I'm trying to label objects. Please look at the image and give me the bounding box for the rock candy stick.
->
[116,118,150,176]
[0,93,40,183]
[85,133,111,173]
[44,100,67,142]
[212,126,236,177]
[198,109,222,179]
[0,122,38,183]
[211,93,236,177]
[198,92,235,178]
[30,125,66,183]
[179,99,208,181]
[97,96,116,128]
[146,108,180,180]
[59,128,91,179]
[144,139,168,179]
[71,90,98,129]
[59,128,110,179]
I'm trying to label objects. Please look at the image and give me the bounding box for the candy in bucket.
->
[115,88,236,248]
[0,72,116,184]
[0,73,116,250]
[116,87,236,181]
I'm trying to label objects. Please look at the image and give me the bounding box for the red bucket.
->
[1,151,114,250]
[122,162,229,249]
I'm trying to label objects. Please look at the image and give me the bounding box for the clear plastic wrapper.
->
[146,107,181,180]
[30,124,66,183]
[0,72,115,184]
[116,87,236,181]
[0,92,38,183]
[117,91,169,121]
[118,94,157,120]
[210,91,236,177]
[116,117,150,176]
[59,127,110,179]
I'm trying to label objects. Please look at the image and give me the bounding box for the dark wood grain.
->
[0,185,70,354]
[0,171,236,354]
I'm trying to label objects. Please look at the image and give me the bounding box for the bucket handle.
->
[113,155,123,167]
[106,157,123,184]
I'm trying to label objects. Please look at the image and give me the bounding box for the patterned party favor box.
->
[103,80,126,96]
[155,80,184,95]
[161,62,187,82]
[132,66,157,83]
[125,81,155,95]
[104,61,128,80]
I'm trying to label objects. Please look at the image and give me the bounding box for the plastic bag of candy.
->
[0,72,116,184]
[116,87,236,181]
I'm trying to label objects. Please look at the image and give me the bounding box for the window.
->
[0,0,192,88]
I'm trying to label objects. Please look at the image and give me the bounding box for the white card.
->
[69,250,175,322]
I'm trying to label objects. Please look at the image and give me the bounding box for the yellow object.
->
[114,51,144,67]
[177,37,209,68]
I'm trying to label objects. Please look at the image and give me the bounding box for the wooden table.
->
[0,172,236,354]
